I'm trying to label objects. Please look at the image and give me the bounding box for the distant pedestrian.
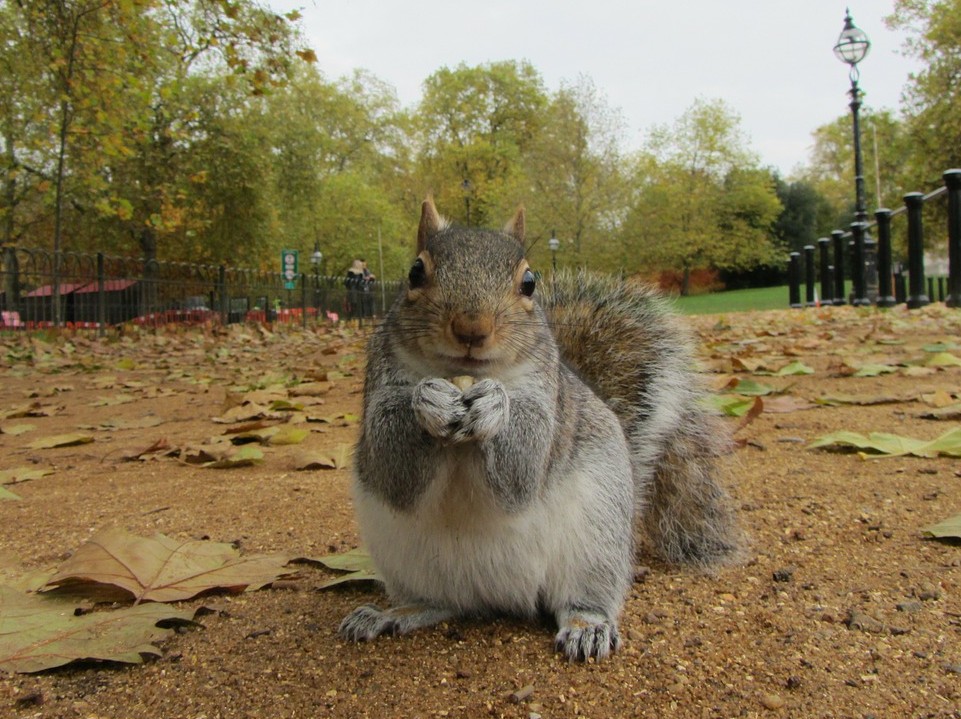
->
[345,259,364,319]
[360,259,376,317]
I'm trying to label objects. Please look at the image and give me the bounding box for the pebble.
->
[896,601,922,613]
[845,610,885,634]
[772,567,795,583]
[760,692,785,710]
[509,685,534,704]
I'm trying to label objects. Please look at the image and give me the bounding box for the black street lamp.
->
[461,178,472,227]
[834,9,874,305]
[311,240,323,315]
[548,230,560,274]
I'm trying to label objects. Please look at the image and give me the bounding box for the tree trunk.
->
[3,126,15,247]
[680,266,691,296]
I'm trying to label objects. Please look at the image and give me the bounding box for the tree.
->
[802,109,910,228]
[522,76,628,271]
[888,0,961,186]
[773,176,836,254]
[621,99,782,293]
[413,61,548,228]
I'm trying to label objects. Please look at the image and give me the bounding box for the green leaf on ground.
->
[268,428,309,446]
[0,487,20,500]
[704,394,757,417]
[853,364,899,377]
[42,528,296,603]
[0,585,196,673]
[922,513,961,540]
[922,342,960,353]
[808,427,961,458]
[923,352,961,368]
[775,360,814,376]
[720,378,776,396]
[298,548,382,589]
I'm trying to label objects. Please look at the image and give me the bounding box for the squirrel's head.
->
[391,197,547,378]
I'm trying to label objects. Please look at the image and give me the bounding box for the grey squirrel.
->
[339,199,743,660]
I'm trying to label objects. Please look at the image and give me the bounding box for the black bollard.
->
[789,252,802,308]
[850,222,869,306]
[832,230,846,305]
[804,245,816,306]
[818,238,833,304]
[905,192,930,309]
[945,169,961,308]
[874,209,896,307]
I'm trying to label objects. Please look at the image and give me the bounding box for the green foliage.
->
[620,99,783,292]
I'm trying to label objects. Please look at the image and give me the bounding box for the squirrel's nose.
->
[451,313,493,348]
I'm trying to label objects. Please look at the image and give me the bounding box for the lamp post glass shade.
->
[834,10,870,66]
[311,241,322,266]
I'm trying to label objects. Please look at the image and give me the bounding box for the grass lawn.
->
[669,285,792,315]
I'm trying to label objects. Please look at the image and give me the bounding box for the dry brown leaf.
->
[43,528,295,603]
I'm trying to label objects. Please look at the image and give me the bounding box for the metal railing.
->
[788,168,961,309]
[0,248,402,332]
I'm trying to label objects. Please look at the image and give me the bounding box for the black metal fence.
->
[788,168,961,309]
[0,247,403,332]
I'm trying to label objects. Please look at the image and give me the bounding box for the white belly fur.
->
[353,444,632,618]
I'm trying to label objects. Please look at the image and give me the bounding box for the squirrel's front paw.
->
[452,378,510,443]
[412,378,466,439]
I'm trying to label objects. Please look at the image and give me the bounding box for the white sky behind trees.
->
[268,0,921,176]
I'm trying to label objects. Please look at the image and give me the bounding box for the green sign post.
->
[281,249,298,290]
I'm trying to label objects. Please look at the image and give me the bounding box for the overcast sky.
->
[267,1,921,176]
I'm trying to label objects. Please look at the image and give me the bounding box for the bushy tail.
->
[540,270,744,569]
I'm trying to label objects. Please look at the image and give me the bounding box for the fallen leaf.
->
[267,428,309,446]
[121,438,172,462]
[27,433,95,450]
[296,548,383,589]
[0,402,57,420]
[923,352,961,368]
[91,395,137,407]
[0,586,196,673]
[761,395,815,413]
[201,445,264,468]
[721,378,776,396]
[814,394,906,407]
[43,528,295,603]
[0,424,35,436]
[808,427,961,458]
[918,403,961,421]
[775,360,814,376]
[704,395,757,417]
[921,513,961,540]
[0,487,20,500]
[853,363,899,378]
[0,467,54,485]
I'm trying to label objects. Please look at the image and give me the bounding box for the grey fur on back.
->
[539,270,743,568]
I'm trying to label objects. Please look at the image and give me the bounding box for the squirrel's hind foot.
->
[339,603,455,642]
[554,609,620,661]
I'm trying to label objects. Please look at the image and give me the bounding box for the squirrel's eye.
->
[409,258,427,289]
[519,269,536,297]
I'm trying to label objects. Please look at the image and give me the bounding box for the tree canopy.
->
[2,0,956,286]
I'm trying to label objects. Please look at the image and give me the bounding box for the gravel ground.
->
[1,305,960,718]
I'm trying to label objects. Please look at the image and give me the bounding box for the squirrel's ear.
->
[504,206,525,245]
[417,197,446,253]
